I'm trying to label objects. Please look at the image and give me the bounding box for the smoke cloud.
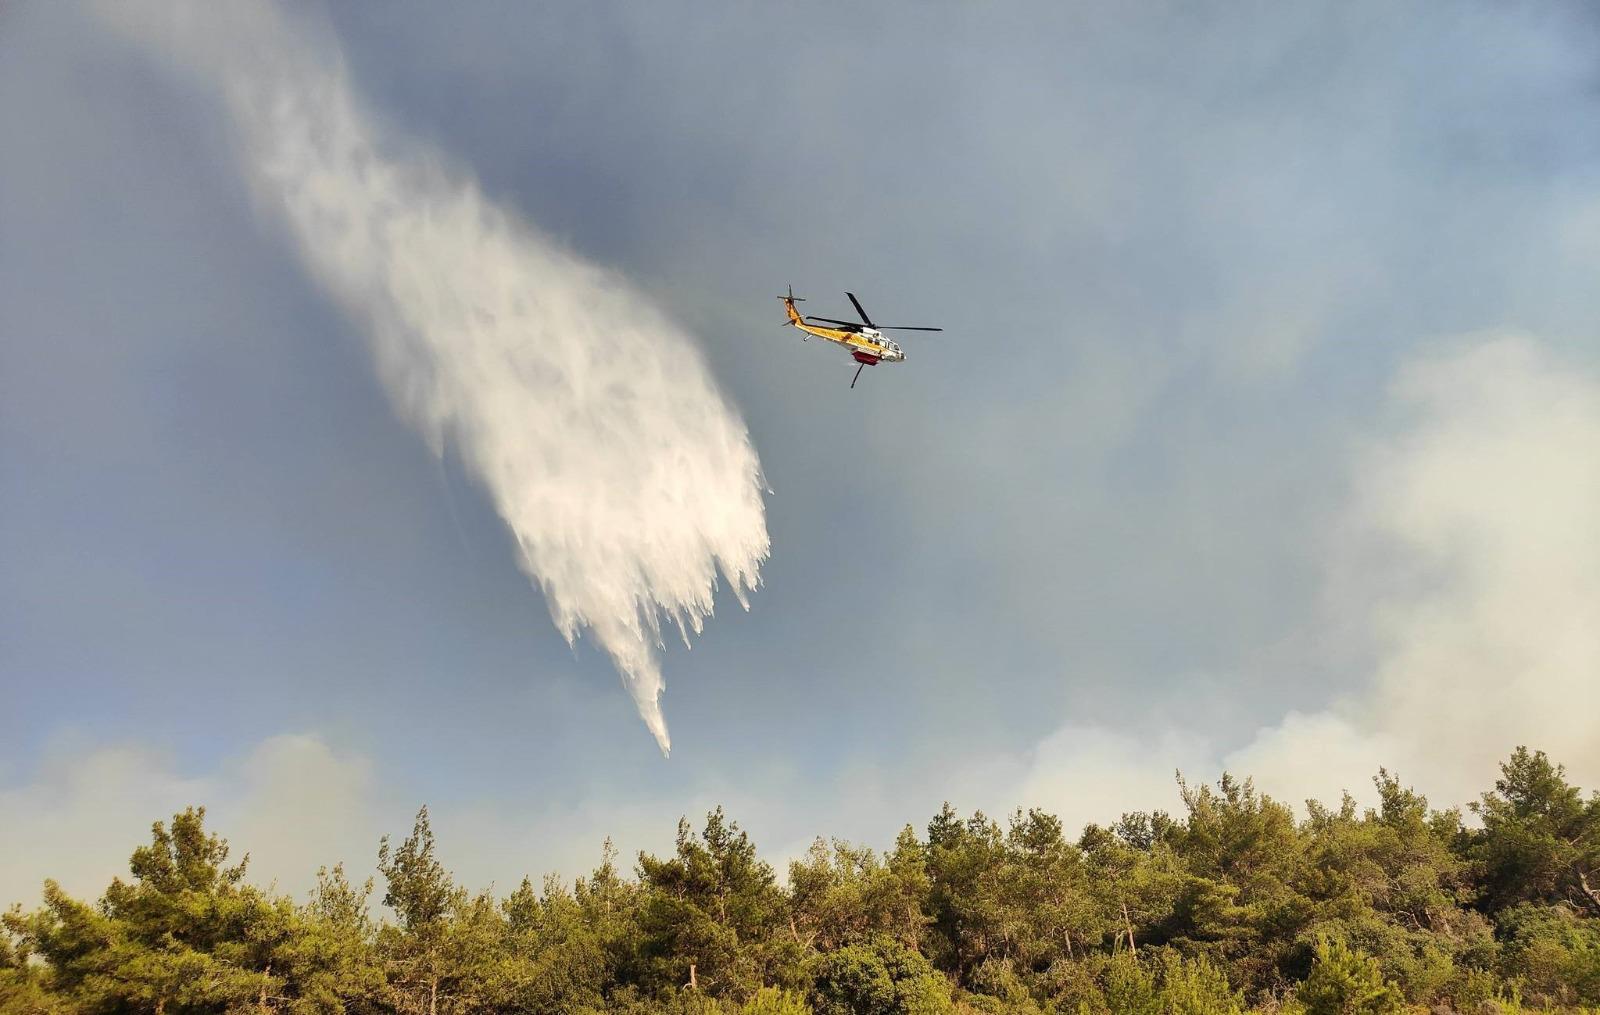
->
[1013,334,1600,825]
[99,1,769,755]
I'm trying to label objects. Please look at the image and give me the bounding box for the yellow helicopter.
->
[778,286,942,388]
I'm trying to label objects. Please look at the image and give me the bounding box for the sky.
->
[3,0,1600,907]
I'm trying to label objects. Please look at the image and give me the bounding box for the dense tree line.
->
[4,747,1598,1014]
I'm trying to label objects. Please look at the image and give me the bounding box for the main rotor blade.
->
[876,326,943,332]
[805,316,865,328]
[846,292,875,328]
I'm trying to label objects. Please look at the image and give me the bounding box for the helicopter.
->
[777,286,942,388]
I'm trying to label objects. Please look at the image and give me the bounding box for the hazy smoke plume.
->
[101,1,769,755]
[1014,335,1600,827]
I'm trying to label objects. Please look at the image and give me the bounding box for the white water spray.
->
[101,1,769,755]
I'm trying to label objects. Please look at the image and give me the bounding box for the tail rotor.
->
[777,284,806,327]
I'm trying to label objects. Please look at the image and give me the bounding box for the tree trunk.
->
[259,962,272,1012]
[688,963,699,991]
[429,976,438,1015]
[1121,901,1137,954]
[1579,868,1600,914]
[789,914,816,950]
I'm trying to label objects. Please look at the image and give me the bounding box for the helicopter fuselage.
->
[780,298,905,365]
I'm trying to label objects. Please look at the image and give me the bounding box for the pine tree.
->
[1296,938,1402,1015]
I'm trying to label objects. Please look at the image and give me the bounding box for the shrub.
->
[1297,938,1403,1015]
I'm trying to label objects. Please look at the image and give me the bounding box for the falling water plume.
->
[100,1,770,755]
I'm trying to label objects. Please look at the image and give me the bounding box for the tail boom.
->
[776,284,806,326]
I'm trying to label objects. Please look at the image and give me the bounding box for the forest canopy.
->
[4,747,1599,1014]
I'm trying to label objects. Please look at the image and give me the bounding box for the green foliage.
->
[789,829,931,955]
[0,913,69,1015]
[378,805,456,933]
[739,985,809,1015]
[1296,937,1402,1015]
[1156,950,1246,1015]
[635,808,792,1000]
[1100,951,1161,1015]
[808,936,953,1015]
[4,747,1600,1012]
[1470,748,1600,919]
[1495,903,1600,1008]
[1053,950,1243,1015]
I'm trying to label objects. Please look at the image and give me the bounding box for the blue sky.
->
[4,0,1600,904]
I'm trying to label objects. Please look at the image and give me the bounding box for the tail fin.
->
[776,283,805,326]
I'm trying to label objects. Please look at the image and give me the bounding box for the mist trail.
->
[102,1,769,755]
